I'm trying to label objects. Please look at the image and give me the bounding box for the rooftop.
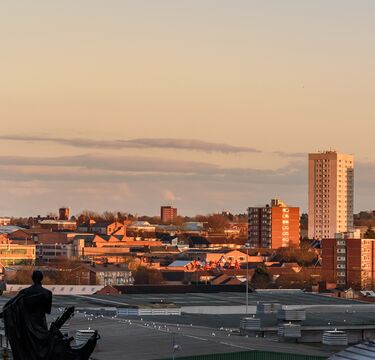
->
[0,290,373,359]
[39,220,76,225]
[168,260,193,267]
[84,264,130,272]
[0,226,24,234]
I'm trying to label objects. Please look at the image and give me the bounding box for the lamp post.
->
[245,242,251,315]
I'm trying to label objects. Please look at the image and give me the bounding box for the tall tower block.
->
[308,151,354,240]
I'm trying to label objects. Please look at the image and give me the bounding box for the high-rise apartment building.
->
[322,232,375,290]
[247,199,300,249]
[308,151,354,240]
[161,206,177,224]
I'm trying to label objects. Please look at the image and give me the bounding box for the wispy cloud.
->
[0,154,306,184]
[0,135,260,154]
[2,154,373,188]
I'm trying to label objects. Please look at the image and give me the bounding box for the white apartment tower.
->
[308,151,354,240]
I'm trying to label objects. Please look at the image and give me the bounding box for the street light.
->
[244,242,251,315]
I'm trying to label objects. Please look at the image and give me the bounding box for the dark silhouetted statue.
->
[1,270,98,360]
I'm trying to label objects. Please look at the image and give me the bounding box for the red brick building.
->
[322,234,375,290]
[248,199,300,249]
[59,207,70,221]
[161,206,177,224]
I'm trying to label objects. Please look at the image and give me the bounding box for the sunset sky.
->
[1,1,375,216]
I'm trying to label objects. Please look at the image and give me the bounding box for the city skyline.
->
[2,2,375,359]
[1,1,375,216]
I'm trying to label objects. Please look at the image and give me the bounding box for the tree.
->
[251,265,271,289]
[133,266,165,285]
[46,211,58,219]
[207,214,229,233]
[78,210,100,221]
[273,244,318,267]
[364,225,375,239]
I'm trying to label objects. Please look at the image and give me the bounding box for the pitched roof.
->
[0,226,25,234]
[91,222,115,228]
[95,235,121,242]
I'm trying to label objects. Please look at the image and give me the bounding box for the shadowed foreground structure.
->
[1,271,98,360]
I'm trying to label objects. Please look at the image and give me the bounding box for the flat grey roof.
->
[50,291,365,308]
[1,290,375,360]
[1,290,366,309]
[62,314,333,360]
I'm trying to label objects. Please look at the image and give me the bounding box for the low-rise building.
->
[187,235,247,249]
[179,249,262,265]
[90,221,126,235]
[0,243,36,267]
[84,264,133,286]
[9,228,51,244]
[126,221,156,238]
[0,218,11,226]
[36,243,77,262]
[39,219,77,231]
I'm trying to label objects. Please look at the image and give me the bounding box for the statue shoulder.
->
[41,286,53,297]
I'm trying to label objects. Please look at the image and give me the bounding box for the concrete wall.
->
[6,284,103,295]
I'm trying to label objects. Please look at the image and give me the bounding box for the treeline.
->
[9,210,247,233]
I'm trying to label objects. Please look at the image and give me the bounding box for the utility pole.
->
[245,242,250,315]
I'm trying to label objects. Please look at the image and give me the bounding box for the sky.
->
[1,0,375,217]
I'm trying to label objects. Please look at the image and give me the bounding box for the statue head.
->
[32,270,44,285]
